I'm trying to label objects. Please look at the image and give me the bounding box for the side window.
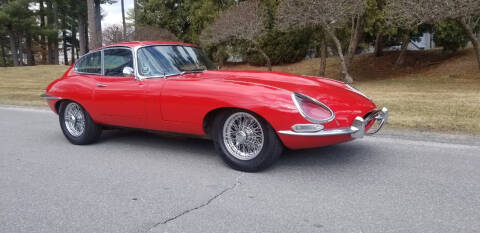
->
[75,52,101,74]
[103,49,133,77]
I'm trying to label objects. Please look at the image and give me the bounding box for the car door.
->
[93,47,147,128]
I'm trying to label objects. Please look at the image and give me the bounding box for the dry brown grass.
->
[0,65,69,106]
[1,48,479,133]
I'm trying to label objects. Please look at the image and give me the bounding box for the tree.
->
[76,1,88,55]
[87,0,102,50]
[135,24,177,41]
[0,0,36,66]
[200,0,273,71]
[137,0,190,41]
[137,0,234,43]
[456,16,480,70]
[277,0,368,83]
[434,19,470,53]
[384,0,444,67]
[363,0,394,57]
[432,0,480,70]
[103,24,137,44]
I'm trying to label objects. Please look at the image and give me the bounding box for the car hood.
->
[198,70,372,105]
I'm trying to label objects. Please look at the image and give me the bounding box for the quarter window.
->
[75,51,101,74]
[103,48,133,77]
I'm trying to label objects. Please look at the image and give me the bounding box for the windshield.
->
[137,45,216,77]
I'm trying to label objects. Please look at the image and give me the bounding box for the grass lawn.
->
[0,65,69,106]
[1,48,479,134]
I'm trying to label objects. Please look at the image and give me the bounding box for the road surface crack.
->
[144,174,244,233]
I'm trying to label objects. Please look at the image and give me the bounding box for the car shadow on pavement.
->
[277,142,374,170]
[97,129,374,170]
[98,129,216,156]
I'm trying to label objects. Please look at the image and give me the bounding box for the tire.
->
[213,110,283,172]
[59,101,102,145]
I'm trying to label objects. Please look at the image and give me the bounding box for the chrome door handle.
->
[96,83,107,87]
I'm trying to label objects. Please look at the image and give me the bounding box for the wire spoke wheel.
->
[64,102,86,137]
[223,112,264,160]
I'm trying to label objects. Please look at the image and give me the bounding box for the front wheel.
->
[59,101,102,145]
[213,110,283,172]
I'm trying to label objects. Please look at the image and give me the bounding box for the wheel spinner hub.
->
[223,112,265,161]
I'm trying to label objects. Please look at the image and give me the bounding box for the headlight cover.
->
[292,93,335,123]
[345,84,369,99]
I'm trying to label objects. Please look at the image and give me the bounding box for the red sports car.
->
[42,41,388,172]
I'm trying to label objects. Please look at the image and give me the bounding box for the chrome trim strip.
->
[278,117,362,137]
[40,94,62,100]
[278,108,388,137]
[291,92,335,124]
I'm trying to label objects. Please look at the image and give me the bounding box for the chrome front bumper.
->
[278,107,389,139]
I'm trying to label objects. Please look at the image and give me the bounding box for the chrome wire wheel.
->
[223,112,264,161]
[64,102,86,137]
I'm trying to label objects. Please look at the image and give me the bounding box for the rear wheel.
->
[213,110,283,172]
[59,101,102,145]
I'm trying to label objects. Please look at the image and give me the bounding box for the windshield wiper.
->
[180,69,206,75]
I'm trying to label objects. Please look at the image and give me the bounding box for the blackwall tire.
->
[59,101,102,145]
[213,110,283,172]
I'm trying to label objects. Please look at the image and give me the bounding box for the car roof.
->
[96,41,198,50]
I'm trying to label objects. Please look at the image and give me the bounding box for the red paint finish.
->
[45,41,379,150]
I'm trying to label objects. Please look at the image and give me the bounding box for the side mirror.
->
[122,66,135,77]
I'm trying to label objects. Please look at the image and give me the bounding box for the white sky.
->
[101,0,134,29]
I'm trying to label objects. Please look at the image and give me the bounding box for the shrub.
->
[434,20,469,53]
[247,28,314,66]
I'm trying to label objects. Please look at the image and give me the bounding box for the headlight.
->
[345,84,369,99]
[292,93,335,123]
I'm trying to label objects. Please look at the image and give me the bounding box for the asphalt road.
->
[1,106,480,233]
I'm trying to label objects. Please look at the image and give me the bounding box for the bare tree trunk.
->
[457,18,480,71]
[319,33,327,76]
[121,0,127,40]
[95,0,102,43]
[39,0,48,64]
[71,27,76,63]
[1,42,6,67]
[8,31,19,66]
[134,0,138,37]
[25,32,35,66]
[78,13,88,55]
[87,0,95,48]
[63,30,68,65]
[395,33,410,67]
[324,25,353,83]
[47,0,57,64]
[87,0,102,49]
[17,34,24,66]
[54,40,59,64]
[253,42,272,71]
[53,1,59,64]
[345,16,363,69]
[374,31,384,57]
